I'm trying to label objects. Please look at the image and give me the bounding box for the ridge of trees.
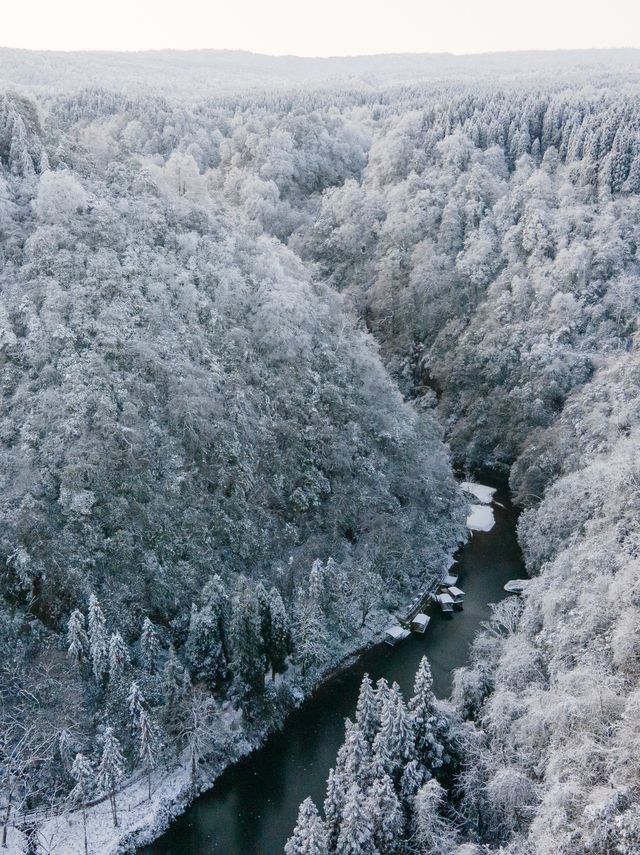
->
[0,87,465,846]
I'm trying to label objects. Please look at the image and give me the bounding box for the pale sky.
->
[2,0,639,56]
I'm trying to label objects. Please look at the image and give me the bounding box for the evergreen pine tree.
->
[162,645,191,738]
[8,115,34,177]
[140,617,160,675]
[266,587,290,678]
[255,581,272,653]
[400,759,427,811]
[309,560,325,608]
[372,682,415,779]
[623,150,640,194]
[137,709,161,800]
[39,148,50,174]
[185,601,224,688]
[69,753,94,855]
[531,137,542,164]
[108,632,130,685]
[324,767,346,850]
[336,782,377,855]
[367,773,404,854]
[285,797,330,855]
[322,558,352,638]
[97,727,126,827]
[66,609,88,669]
[201,574,230,661]
[88,594,108,684]
[293,567,328,676]
[409,656,447,771]
[229,577,266,708]
[355,674,378,744]
[127,681,146,728]
[335,720,372,787]
[375,677,392,714]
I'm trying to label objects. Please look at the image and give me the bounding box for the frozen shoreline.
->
[4,500,475,854]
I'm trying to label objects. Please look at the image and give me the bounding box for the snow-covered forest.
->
[2,48,640,854]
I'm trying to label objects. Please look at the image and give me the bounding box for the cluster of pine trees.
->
[287,659,463,855]
[4,552,419,844]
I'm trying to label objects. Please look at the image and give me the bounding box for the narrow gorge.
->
[1,49,639,855]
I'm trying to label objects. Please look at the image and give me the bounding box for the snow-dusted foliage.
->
[290,669,463,854]
[3,48,640,854]
[0,80,465,849]
[279,71,640,855]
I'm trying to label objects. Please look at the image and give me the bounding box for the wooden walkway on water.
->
[396,562,460,626]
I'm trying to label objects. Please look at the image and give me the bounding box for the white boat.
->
[384,625,411,646]
[411,613,430,633]
[504,579,529,595]
[433,592,454,613]
[447,586,465,607]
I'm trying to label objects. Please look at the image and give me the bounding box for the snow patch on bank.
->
[467,504,495,532]
[4,759,193,855]
[461,482,496,504]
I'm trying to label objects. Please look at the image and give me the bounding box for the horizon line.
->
[1,44,639,60]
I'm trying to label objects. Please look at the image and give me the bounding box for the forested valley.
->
[1,51,640,854]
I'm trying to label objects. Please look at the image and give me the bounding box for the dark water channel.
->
[143,483,524,855]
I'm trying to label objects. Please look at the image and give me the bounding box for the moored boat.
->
[411,613,430,633]
[432,591,454,613]
[504,579,529,594]
[384,625,411,645]
[447,585,465,608]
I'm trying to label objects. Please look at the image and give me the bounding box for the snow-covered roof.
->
[436,593,454,604]
[447,586,464,598]
[467,504,495,532]
[412,613,430,628]
[461,481,497,504]
[443,574,458,586]
[385,624,408,639]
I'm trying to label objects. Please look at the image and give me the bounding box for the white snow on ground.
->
[461,482,496,504]
[5,760,194,855]
[467,503,495,532]
[2,597,448,853]
[5,717,250,855]
[4,556,462,855]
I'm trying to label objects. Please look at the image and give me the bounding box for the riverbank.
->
[2,623,391,855]
[143,481,522,855]
[4,555,463,854]
[3,483,512,855]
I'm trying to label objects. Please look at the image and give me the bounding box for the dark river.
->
[143,483,523,855]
